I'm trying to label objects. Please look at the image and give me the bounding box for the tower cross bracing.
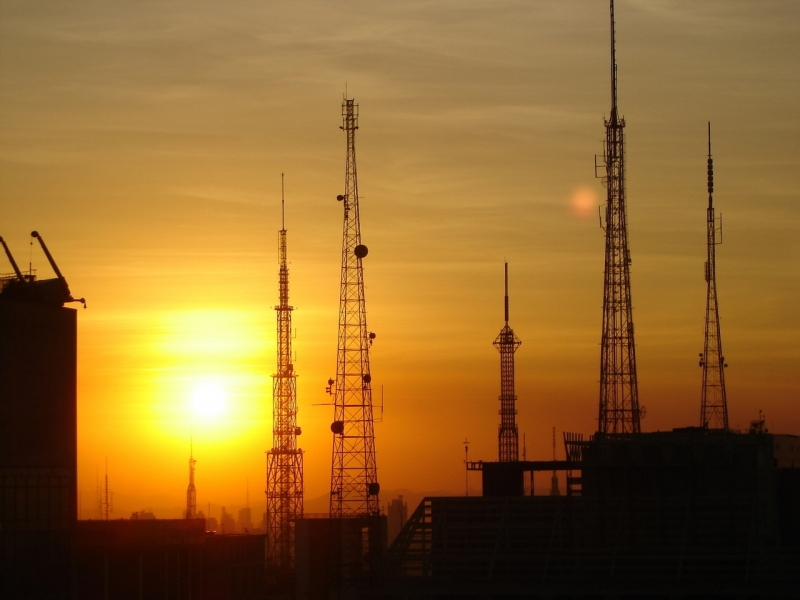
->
[266,176,304,570]
[494,263,521,462]
[597,0,641,434]
[329,97,380,517]
[700,123,729,430]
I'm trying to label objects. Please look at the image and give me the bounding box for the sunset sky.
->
[1,1,798,518]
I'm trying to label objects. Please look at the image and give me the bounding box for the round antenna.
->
[354,245,368,258]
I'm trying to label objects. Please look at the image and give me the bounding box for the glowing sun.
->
[190,380,228,418]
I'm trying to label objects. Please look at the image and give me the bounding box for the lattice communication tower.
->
[186,439,196,519]
[493,262,521,462]
[266,175,304,569]
[597,0,641,434]
[328,97,380,517]
[699,123,729,429]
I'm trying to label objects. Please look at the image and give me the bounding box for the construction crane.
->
[328,97,380,517]
[0,237,25,281]
[31,231,86,307]
[596,0,641,434]
[186,439,197,519]
[493,262,521,462]
[0,232,85,307]
[266,175,304,569]
[699,123,729,429]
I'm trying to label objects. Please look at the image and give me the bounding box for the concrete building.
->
[387,495,408,545]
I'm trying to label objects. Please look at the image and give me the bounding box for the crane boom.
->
[30,231,86,307]
[0,236,24,281]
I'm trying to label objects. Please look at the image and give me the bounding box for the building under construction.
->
[0,232,83,599]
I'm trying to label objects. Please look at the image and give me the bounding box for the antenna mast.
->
[493,262,521,462]
[186,439,197,518]
[266,174,304,570]
[597,0,641,434]
[699,123,729,429]
[329,97,380,517]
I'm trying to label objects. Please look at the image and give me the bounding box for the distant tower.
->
[186,439,196,519]
[493,263,521,462]
[329,97,380,517]
[101,458,112,520]
[549,427,560,496]
[266,175,304,569]
[597,0,641,434]
[699,124,729,429]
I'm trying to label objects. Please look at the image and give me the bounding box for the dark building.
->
[0,237,82,600]
[386,429,800,598]
[387,496,408,546]
[295,515,387,600]
[72,520,268,600]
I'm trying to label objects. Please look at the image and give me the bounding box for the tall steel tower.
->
[186,440,196,519]
[493,263,521,462]
[266,175,304,569]
[699,124,729,429]
[329,97,380,517]
[597,0,641,434]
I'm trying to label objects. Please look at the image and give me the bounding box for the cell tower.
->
[186,439,196,519]
[493,262,521,462]
[699,123,729,429]
[266,175,304,569]
[328,97,380,517]
[597,0,641,434]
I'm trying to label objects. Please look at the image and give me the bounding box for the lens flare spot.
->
[570,185,598,218]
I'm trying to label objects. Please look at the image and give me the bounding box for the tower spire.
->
[597,0,641,434]
[329,97,380,517]
[700,123,729,429]
[266,175,304,570]
[186,438,196,519]
[494,262,521,462]
[610,0,618,116]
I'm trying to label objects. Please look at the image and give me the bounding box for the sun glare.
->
[190,380,228,418]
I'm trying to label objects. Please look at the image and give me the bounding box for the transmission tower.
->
[328,97,380,517]
[186,439,196,519]
[699,123,729,429]
[266,175,304,569]
[493,262,521,462]
[597,0,641,434]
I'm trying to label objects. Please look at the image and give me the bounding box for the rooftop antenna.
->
[596,0,641,434]
[494,262,521,461]
[186,438,197,518]
[266,174,304,570]
[699,123,729,429]
[328,96,380,517]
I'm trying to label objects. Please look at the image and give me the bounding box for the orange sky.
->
[1,1,799,518]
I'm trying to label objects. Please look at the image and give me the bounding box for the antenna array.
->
[699,124,729,429]
[597,0,641,434]
[493,263,521,462]
[328,97,380,517]
[266,175,304,569]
